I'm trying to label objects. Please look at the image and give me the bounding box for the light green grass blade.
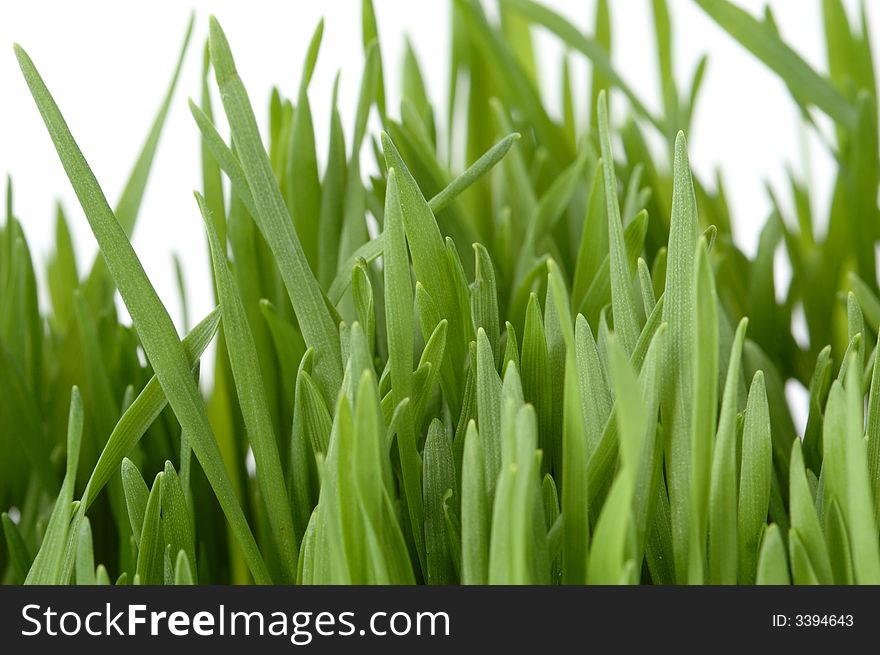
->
[587,332,658,584]
[476,328,503,500]
[174,550,195,585]
[94,565,110,586]
[651,0,677,136]
[25,387,82,585]
[46,203,78,329]
[318,75,347,288]
[789,530,820,585]
[850,272,880,332]
[424,420,457,584]
[326,132,520,305]
[352,261,376,351]
[431,133,520,214]
[737,371,771,584]
[361,0,386,119]
[461,421,489,584]
[121,458,149,544]
[383,133,466,415]
[755,524,790,584]
[188,99,257,216]
[825,498,854,584]
[708,318,747,584]
[75,517,96,585]
[866,327,880,526]
[15,43,270,584]
[208,18,341,403]
[136,472,164,585]
[287,20,324,273]
[597,92,639,354]
[789,440,832,584]
[382,168,427,575]
[631,325,666,564]
[579,210,648,329]
[572,164,608,313]
[637,258,656,317]
[574,315,611,458]
[161,461,197,583]
[471,244,501,358]
[661,132,700,583]
[82,308,220,508]
[522,294,552,466]
[413,320,448,429]
[841,357,880,583]
[198,41,226,252]
[688,238,718,584]
[197,191,297,582]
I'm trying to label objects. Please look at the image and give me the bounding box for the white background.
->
[1,0,876,429]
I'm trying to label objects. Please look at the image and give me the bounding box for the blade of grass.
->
[15,43,270,584]
[738,371,771,584]
[82,308,220,508]
[755,524,790,584]
[383,168,427,575]
[25,387,82,584]
[208,18,342,403]
[708,318,747,584]
[597,91,639,354]
[503,0,664,132]
[424,420,457,584]
[161,461,197,583]
[136,472,164,585]
[75,517,96,585]
[121,458,149,544]
[83,16,194,308]
[688,237,718,584]
[198,191,297,582]
[694,0,857,129]
[461,421,489,584]
[662,132,700,583]
[789,440,832,583]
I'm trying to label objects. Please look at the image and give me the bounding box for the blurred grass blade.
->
[694,0,857,129]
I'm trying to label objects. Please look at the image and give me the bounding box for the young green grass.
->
[3,0,880,585]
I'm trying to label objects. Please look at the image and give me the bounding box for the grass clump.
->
[2,0,880,585]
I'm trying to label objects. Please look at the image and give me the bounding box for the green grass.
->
[2,0,880,584]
